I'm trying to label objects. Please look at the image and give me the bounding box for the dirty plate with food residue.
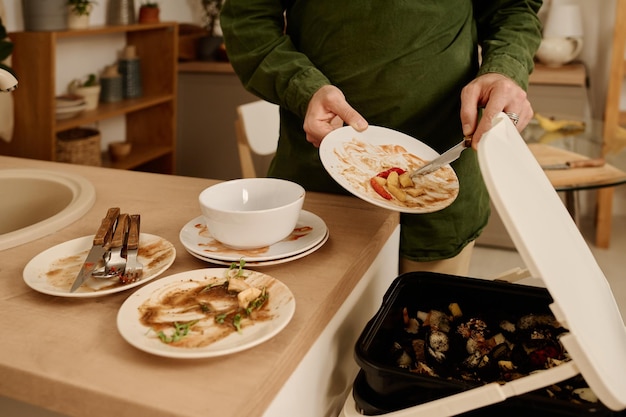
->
[23,234,176,298]
[179,210,328,263]
[116,268,295,358]
[319,125,460,213]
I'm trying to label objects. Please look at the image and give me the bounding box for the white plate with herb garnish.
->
[117,265,295,358]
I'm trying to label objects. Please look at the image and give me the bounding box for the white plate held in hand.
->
[319,125,459,213]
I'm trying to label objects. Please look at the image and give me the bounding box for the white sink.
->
[0,169,96,251]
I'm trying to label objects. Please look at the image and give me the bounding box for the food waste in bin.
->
[389,301,597,404]
[354,273,623,415]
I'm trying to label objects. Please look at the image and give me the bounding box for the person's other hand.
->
[460,73,533,149]
[303,85,368,147]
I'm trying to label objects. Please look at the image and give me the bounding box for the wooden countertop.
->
[0,156,399,417]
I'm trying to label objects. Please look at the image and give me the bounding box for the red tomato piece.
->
[370,177,393,200]
[376,167,406,179]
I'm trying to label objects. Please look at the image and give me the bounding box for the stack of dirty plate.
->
[55,94,86,120]
[179,210,328,267]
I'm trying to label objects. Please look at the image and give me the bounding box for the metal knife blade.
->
[410,136,472,178]
[69,207,120,292]
[541,158,605,170]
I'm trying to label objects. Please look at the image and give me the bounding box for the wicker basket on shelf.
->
[56,127,102,166]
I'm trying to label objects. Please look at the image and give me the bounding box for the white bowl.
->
[199,178,305,249]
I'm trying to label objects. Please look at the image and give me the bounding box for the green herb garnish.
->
[245,287,268,315]
[201,280,227,293]
[228,259,246,278]
[233,313,242,333]
[157,320,199,344]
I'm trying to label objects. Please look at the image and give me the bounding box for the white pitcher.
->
[535,37,583,67]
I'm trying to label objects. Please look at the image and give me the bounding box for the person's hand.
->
[303,85,368,147]
[460,73,533,149]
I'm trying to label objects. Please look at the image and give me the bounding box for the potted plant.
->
[69,73,101,110]
[201,0,223,37]
[67,0,97,29]
[138,1,160,23]
[198,0,225,61]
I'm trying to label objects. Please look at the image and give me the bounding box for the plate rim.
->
[22,233,176,298]
[116,268,296,359]
[179,209,328,262]
[319,125,460,213]
[186,229,329,267]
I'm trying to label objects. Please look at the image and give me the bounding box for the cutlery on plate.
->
[410,136,472,178]
[122,214,143,283]
[69,207,120,292]
[103,213,129,278]
[541,158,605,170]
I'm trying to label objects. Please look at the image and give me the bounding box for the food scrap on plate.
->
[336,138,459,211]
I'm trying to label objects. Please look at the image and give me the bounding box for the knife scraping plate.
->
[319,125,459,213]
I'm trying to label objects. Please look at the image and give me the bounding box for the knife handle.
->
[110,213,129,248]
[127,214,140,251]
[93,207,120,246]
[567,158,605,169]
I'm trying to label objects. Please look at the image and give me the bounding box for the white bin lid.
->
[477,113,626,410]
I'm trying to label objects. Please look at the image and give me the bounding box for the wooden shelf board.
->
[177,61,234,74]
[25,22,179,39]
[530,62,587,87]
[102,144,173,170]
[54,94,175,132]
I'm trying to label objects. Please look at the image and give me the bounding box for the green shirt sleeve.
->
[473,0,543,90]
[220,0,330,118]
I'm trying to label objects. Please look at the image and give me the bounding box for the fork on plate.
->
[122,214,143,283]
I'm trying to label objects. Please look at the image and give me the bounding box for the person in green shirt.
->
[220,0,543,275]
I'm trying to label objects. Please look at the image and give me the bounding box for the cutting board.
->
[528,143,626,188]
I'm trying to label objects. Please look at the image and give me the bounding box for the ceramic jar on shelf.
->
[22,0,67,31]
[107,0,135,25]
[536,2,584,67]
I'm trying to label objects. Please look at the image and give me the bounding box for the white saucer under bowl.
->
[179,210,328,263]
[185,229,329,267]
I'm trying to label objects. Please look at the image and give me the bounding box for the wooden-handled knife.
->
[541,158,605,170]
[69,207,120,293]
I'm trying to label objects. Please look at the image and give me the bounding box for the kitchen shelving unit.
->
[1,22,178,173]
